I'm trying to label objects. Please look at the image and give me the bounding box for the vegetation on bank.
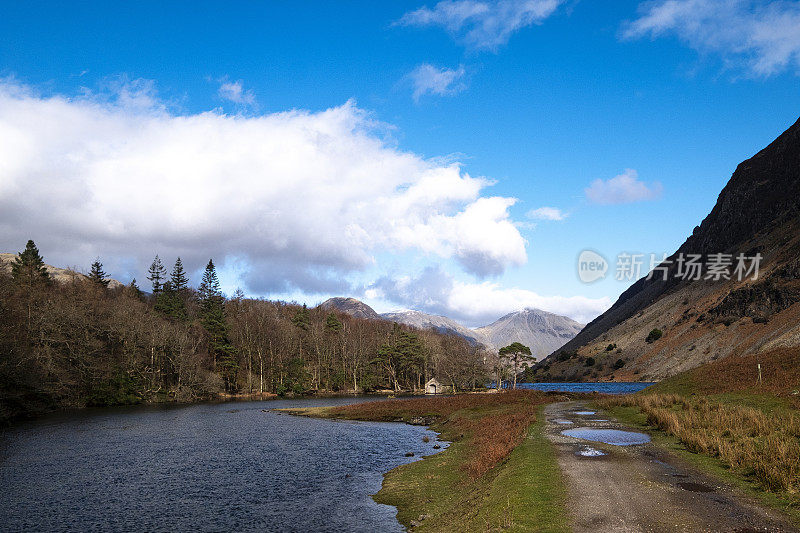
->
[596,348,800,515]
[0,241,492,423]
[289,391,569,532]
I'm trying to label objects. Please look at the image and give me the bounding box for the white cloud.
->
[372,266,610,326]
[527,206,566,220]
[218,79,256,106]
[623,0,800,76]
[396,0,563,51]
[0,79,527,293]
[408,63,467,101]
[585,169,662,205]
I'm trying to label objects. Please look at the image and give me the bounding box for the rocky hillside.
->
[535,117,800,382]
[318,297,381,320]
[476,308,584,359]
[0,253,124,289]
[380,310,493,348]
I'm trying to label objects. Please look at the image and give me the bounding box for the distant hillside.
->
[316,297,583,353]
[380,310,493,348]
[476,308,584,359]
[318,297,381,320]
[0,253,123,289]
[537,116,800,382]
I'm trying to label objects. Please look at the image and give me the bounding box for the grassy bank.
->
[595,348,800,519]
[285,391,569,532]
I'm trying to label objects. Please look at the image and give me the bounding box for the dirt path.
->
[544,401,798,533]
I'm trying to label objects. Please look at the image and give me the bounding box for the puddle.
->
[573,410,596,415]
[590,419,608,422]
[561,428,651,445]
[551,419,574,425]
[677,481,715,493]
[576,446,606,457]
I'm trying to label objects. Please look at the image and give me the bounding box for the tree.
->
[498,342,534,389]
[198,259,222,303]
[89,259,110,288]
[198,260,236,390]
[324,312,342,333]
[127,278,143,299]
[645,328,663,343]
[291,304,311,331]
[147,255,167,294]
[171,257,189,292]
[11,240,51,288]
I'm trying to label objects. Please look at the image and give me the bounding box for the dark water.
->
[0,397,442,532]
[517,382,655,394]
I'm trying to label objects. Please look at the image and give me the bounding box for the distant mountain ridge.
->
[476,308,584,358]
[318,297,582,354]
[379,309,492,347]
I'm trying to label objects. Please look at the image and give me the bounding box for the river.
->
[0,397,441,532]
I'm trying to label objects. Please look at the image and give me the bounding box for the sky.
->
[1,0,799,327]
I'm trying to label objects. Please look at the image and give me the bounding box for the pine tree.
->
[291,304,311,331]
[198,259,222,303]
[89,259,110,288]
[154,280,187,321]
[324,312,343,333]
[11,240,51,288]
[198,260,236,389]
[170,257,189,292]
[147,255,167,294]
[128,278,143,299]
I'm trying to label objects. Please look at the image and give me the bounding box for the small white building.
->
[425,378,441,394]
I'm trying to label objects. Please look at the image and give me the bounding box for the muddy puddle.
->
[562,427,651,445]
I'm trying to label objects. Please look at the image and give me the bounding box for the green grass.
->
[374,408,569,532]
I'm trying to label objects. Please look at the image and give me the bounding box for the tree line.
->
[0,240,493,422]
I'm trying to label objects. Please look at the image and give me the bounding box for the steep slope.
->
[318,297,381,320]
[537,116,800,381]
[0,253,124,289]
[380,310,492,348]
[476,308,583,359]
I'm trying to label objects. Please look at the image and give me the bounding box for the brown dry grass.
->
[666,348,800,400]
[332,390,555,480]
[599,393,800,495]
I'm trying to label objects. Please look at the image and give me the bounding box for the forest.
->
[0,241,493,423]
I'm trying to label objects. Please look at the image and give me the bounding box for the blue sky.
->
[1,1,799,326]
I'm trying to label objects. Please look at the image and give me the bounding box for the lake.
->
[516,382,656,394]
[0,397,441,532]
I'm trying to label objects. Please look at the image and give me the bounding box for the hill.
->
[380,310,493,348]
[476,308,584,359]
[0,253,124,289]
[536,116,800,382]
[318,297,381,320]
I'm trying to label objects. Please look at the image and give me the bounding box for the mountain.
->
[537,117,800,382]
[476,308,584,359]
[379,310,493,348]
[318,297,381,320]
[0,253,124,289]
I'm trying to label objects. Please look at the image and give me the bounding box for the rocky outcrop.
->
[318,297,381,320]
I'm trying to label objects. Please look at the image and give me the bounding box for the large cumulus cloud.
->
[0,80,527,292]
